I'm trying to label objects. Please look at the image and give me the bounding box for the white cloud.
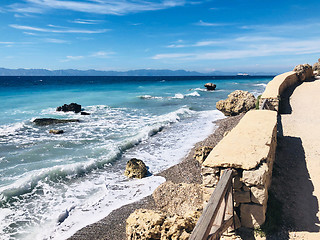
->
[10,24,109,34]
[90,51,115,58]
[195,20,226,27]
[61,55,84,62]
[9,0,191,15]
[0,42,15,45]
[153,38,320,60]
[71,19,102,25]
[44,38,69,43]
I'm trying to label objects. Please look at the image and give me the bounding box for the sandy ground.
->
[270,79,320,239]
[68,114,244,240]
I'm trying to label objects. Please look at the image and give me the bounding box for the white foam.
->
[186,91,200,97]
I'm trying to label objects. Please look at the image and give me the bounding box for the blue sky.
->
[1,0,320,73]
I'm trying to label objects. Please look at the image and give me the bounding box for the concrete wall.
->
[202,110,278,228]
[259,71,299,111]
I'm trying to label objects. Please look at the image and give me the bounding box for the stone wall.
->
[202,110,278,228]
[259,71,299,111]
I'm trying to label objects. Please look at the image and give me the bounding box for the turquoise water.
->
[0,76,271,239]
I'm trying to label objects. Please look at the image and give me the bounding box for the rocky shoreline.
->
[68,114,244,240]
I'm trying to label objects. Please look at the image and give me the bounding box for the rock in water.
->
[80,111,90,115]
[33,118,80,126]
[216,90,256,116]
[56,103,81,113]
[49,129,64,134]
[193,146,213,164]
[57,210,69,224]
[124,158,148,179]
[204,82,216,90]
[293,64,313,81]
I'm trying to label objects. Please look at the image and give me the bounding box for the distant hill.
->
[0,67,277,76]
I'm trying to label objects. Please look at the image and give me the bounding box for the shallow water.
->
[0,76,271,239]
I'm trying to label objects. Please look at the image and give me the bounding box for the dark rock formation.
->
[80,111,90,115]
[124,158,148,179]
[204,83,216,90]
[49,129,64,134]
[33,118,80,126]
[57,103,81,113]
[293,64,313,81]
[216,90,256,116]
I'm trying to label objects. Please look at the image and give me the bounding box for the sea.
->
[0,75,272,240]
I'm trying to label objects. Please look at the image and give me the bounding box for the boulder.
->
[216,90,256,116]
[56,103,81,113]
[126,209,165,240]
[126,209,200,240]
[152,181,203,216]
[204,83,216,90]
[193,146,213,164]
[293,64,313,81]
[33,118,80,126]
[49,129,64,134]
[124,158,148,179]
[313,59,320,76]
[80,111,90,115]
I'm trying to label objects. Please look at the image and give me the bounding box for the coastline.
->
[68,113,244,240]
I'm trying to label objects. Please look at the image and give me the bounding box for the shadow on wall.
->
[265,115,320,239]
[278,81,301,115]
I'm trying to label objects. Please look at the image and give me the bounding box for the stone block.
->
[242,163,268,186]
[240,204,266,228]
[251,186,268,205]
[202,166,219,176]
[203,174,219,188]
[234,190,251,204]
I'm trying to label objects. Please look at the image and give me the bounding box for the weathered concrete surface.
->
[276,79,320,238]
[203,110,277,170]
[261,71,298,99]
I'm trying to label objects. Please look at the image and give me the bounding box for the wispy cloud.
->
[154,38,320,60]
[61,55,84,62]
[44,38,69,43]
[0,42,15,45]
[90,51,115,58]
[10,24,109,34]
[71,19,103,25]
[8,0,192,15]
[166,40,221,48]
[195,20,226,27]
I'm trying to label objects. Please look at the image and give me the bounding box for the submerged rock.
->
[56,103,81,113]
[33,118,80,126]
[293,64,313,81]
[204,82,216,90]
[80,111,90,115]
[216,90,256,116]
[124,158,148,179]
[57,210,69,224]
[49,129,64,134]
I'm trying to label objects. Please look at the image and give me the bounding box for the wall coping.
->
[202,110,277,170]
[261,71,297,99]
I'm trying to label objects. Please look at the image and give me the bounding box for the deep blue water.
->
[0,76,272,239]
